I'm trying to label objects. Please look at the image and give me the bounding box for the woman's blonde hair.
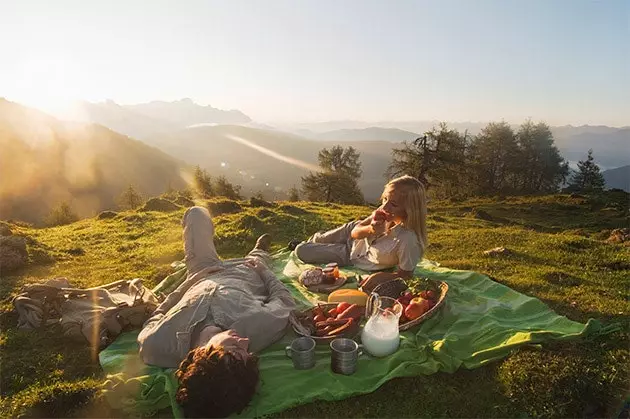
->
[382,175,428,252]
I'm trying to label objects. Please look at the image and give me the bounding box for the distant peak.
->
[178,98,195,104]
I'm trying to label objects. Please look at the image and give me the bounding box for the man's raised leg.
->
[182,206,222,274]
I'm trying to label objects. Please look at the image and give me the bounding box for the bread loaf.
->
[327,289,369,306]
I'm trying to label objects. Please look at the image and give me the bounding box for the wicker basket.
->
[367,278,449,332]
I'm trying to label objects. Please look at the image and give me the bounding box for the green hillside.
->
[0,99,189,224]
[0,194,628,417]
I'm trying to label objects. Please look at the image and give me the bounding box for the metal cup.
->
[285,337,316,370]
[330,338,363,375]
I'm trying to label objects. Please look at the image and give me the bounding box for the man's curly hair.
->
[175,345,259,418]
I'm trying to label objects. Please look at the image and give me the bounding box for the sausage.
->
[315,318,348,328]
[336,304,363,320]
[327,318,354,336]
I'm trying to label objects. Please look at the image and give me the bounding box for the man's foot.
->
[254,234,272,252]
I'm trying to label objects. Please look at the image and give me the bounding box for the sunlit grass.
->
[0,194,628,417]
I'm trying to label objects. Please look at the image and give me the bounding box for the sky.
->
[0,0,628,125]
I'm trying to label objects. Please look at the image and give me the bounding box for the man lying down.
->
[138,206,296,418]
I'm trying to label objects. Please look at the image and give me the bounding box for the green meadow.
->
[1,193,628,418]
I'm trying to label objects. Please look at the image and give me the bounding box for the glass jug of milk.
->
[361,295,403,357]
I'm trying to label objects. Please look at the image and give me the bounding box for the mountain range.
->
[0,99,188,224]
[1,98,628,223]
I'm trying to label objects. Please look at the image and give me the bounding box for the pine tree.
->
[214,175,242,200]
[288,186,300,202]
[119,184,144,210]
[568,149,606,192]
[301,146,364,204]
[193,166,214,198]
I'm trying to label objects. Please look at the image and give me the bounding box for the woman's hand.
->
[370,209,388,235]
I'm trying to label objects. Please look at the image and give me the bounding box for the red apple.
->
[404,302,422,320]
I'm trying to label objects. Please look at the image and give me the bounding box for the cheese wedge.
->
[327,289,369,306]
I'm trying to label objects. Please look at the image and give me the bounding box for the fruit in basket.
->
[420,290,436,300]
[404,297,432,320]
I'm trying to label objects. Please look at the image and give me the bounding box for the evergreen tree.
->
[568,149,606,192]
[214,175,242,200]
[193,166,214,198]
[387,123,469,197]
[513,121,568,193]
[302,146,364,204]
[468,122,519,195]
[288,186,300,201]
[119,184,144,210]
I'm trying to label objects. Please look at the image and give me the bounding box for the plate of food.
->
[298,263,349,294]
[289,302,363,343]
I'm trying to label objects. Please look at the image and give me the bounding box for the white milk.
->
[361,313,400,357]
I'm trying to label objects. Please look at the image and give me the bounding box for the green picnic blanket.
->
[99,251,617,417]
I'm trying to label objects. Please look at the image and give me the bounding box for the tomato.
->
[313,314,327,323]
[336,302,351,313]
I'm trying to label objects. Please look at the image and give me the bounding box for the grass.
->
[0,194,628,417]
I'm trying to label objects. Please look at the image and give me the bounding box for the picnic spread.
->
[99,250,618,417]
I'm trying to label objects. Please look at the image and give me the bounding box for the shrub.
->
[46,202,78,226]
[0,236,28,272]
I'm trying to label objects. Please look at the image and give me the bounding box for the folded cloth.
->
[99,250,619,418]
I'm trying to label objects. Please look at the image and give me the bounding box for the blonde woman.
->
[294,175,427,289]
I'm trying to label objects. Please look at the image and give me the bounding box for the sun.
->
[14,52,86,119]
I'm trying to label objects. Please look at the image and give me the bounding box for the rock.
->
[140,198,181,212]
[0,222,12,236]
[483,246,511,257]
[0,236,28,272]
[97,210,118,219]
[607,228,629,244]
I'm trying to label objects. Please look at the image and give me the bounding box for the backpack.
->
[13,277,159,349]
